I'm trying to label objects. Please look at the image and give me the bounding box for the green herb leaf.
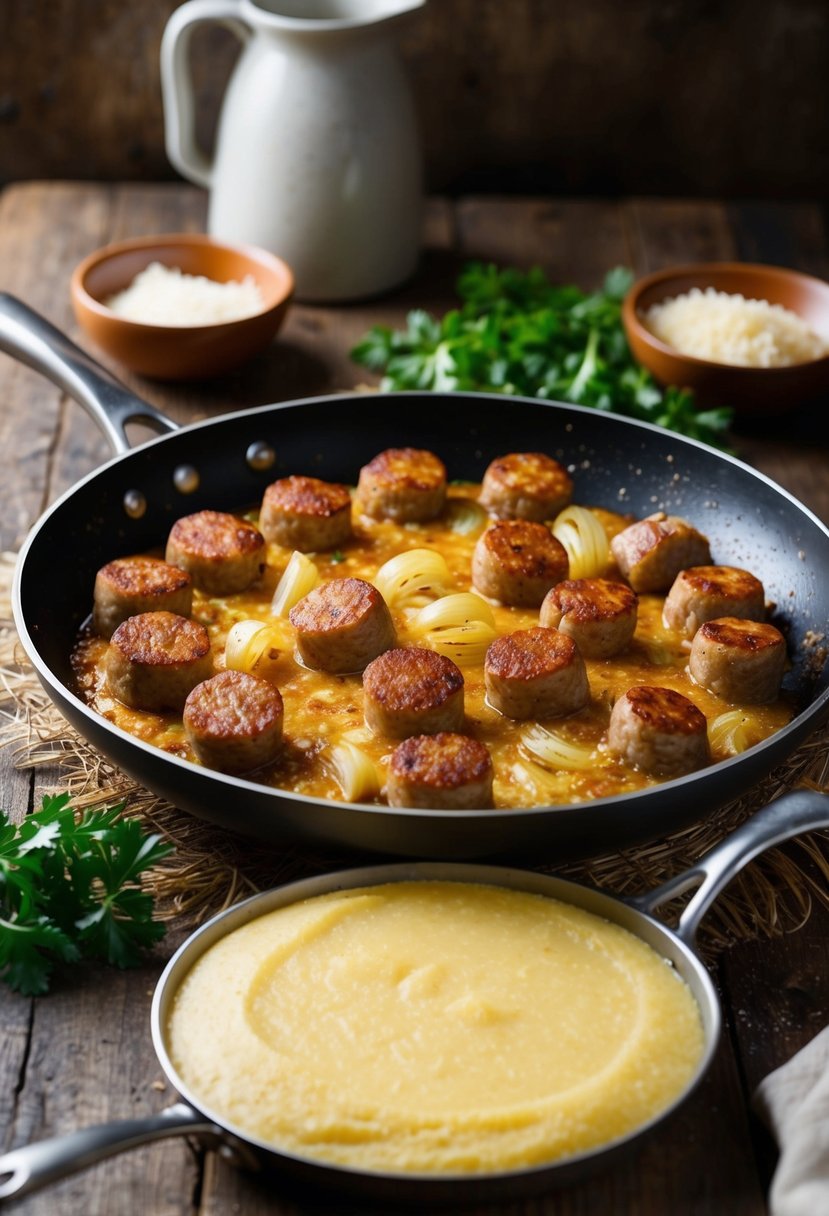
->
[0,795,173,995]
[351,263,734,449]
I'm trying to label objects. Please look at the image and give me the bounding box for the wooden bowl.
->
[71,234,294,380]
[622,262,829,414]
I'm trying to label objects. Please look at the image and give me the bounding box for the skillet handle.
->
[0,293,178,456]
[630,788,829,948]
[0,1102,225,1203]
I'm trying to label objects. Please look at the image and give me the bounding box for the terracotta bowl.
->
[71,234,294,380]
[622,262,829,414]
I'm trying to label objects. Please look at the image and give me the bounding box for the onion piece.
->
[551,505,610,578]
[271,551,320,618]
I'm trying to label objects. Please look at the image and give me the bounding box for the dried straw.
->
[1,551,826,948]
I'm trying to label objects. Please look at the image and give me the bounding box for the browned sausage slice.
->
[688,617,786,703]
[106,611,212,711]
[259,475,352,552]
[484,626,589,719]
[387,732,494,809]
[663,566,765,638]
[363,647,464,739]
[540,578,638,658]
[479,452,573,521]
[472,520,569,607]
[290,577,396,673]
[610,513,711,593]
[166,510,265,594]
[93,556,192,639]
[184,669,284,773]
[607,685,709,777]
[356,448,447,522]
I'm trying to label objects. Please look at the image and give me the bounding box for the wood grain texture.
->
[1,2,828,197]
[1,183,828,1216]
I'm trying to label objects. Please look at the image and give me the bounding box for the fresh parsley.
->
[351,263,733,448]
[0,793,172,996]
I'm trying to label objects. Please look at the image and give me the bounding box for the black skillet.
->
[2,293,829,860]
[0,788,827,1205]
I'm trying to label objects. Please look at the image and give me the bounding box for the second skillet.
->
[3,293,829,859]
[0,788,827,1204]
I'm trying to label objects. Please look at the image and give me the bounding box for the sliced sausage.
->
[106,611,212,712]
[93,556,192,640]
[363,647,464,739]
[484,626,589,719]
[610,513,711,593]
[183,669,284,774]
[540,578,638,659]
[688,617,786,703]
[479,451,573,521]
[165,510,265,595]
[259,475,353,552]
[356,447,447,522]
[472,520,569,607]
[387,732,494,809]
[663,565,765,638]
[289,577,396,673]
[607,685,709,777]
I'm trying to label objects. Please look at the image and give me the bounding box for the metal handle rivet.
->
[173,464,200,494]
[246,441,276,471]
[123,490,147,519]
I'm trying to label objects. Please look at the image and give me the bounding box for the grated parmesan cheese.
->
[642,287,828,368]
[106,262,264,326]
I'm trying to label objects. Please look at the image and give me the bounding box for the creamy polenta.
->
[167,881,705,1173]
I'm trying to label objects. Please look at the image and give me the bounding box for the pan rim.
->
[149,860,722,1189]
[8,384,829,515]
[12,389,829,829]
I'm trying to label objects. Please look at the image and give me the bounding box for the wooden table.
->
[0,183,827,1216]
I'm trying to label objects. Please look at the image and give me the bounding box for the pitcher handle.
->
[160,0,253,190]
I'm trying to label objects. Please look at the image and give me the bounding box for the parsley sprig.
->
[351,263,733,448]
[0,793,172,995]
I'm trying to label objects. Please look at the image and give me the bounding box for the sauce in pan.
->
[71,482,793,809]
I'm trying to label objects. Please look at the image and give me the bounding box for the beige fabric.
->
[754,1025,829,1216]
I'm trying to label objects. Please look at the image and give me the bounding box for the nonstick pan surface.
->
[6,296,829,859]
[0,789,826,1205]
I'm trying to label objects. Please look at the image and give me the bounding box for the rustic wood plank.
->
[723,895,829,1085]
[714,199,829,1193]
[724,201,829,517]
[47,183,209,500]
[3,959,200,1216]
[3,1,829,200]
[3,186,826,1216]
[0,767,35,1165]
[727,202,829,278]
[625,199,738,273]
[0,185,452,516]
[456,197,633,289]
[0,743,200,1215]
[0,184,112,548]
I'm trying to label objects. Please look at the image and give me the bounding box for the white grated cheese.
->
[106,262,264,326]
[642,287,828,368]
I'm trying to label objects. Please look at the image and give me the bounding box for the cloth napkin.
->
[753,1025,829,1216]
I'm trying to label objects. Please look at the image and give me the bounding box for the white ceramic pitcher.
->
[161,0,425,302]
